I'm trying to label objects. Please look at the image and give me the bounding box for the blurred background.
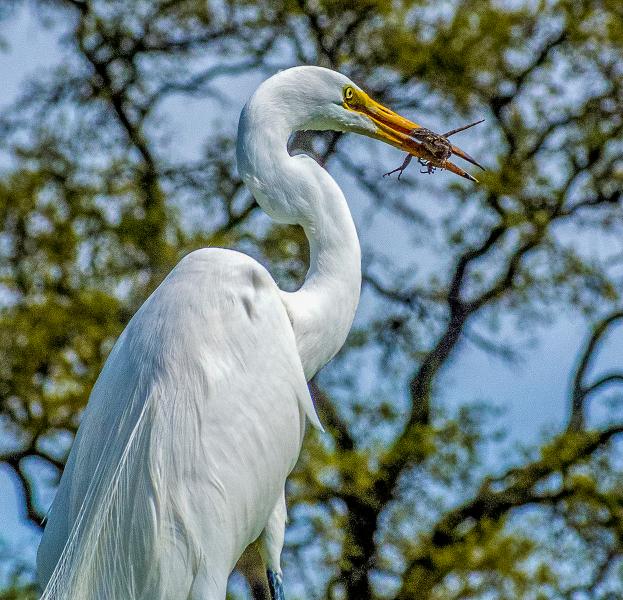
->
[1,1,623,598]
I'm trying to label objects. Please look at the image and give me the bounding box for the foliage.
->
[1,0,623,598]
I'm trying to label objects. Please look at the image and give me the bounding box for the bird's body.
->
[37,66,479,599]
[38,249,318,599]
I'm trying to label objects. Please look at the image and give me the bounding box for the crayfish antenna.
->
[442,119,485,138]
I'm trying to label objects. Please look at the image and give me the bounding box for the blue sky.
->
[2,2,623,589]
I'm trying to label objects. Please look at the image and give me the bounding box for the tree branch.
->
[396,425,623,599]
[569,311,623,431]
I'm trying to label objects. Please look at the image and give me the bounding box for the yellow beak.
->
[345,90,483,182]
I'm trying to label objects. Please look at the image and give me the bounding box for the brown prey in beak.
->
[341,86,484,182]
[383,119,485,182]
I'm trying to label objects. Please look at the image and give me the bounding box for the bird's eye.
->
[344,87,354,102]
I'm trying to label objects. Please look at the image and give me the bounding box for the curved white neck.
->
[237,99,361,380]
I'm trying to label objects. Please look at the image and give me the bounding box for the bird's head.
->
[250,66,482,182]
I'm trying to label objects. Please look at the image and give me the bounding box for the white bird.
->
[36,66,480,600]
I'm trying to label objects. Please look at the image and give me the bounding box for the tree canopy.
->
[1,1,623,598]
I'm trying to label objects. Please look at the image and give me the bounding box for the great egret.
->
[36,66,480,600]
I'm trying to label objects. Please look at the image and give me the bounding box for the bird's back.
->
[37,248,319,600]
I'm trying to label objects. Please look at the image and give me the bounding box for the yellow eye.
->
[344,86,354,101]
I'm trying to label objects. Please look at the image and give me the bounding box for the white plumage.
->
[37,66,477,599]
[38,249,320,599]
